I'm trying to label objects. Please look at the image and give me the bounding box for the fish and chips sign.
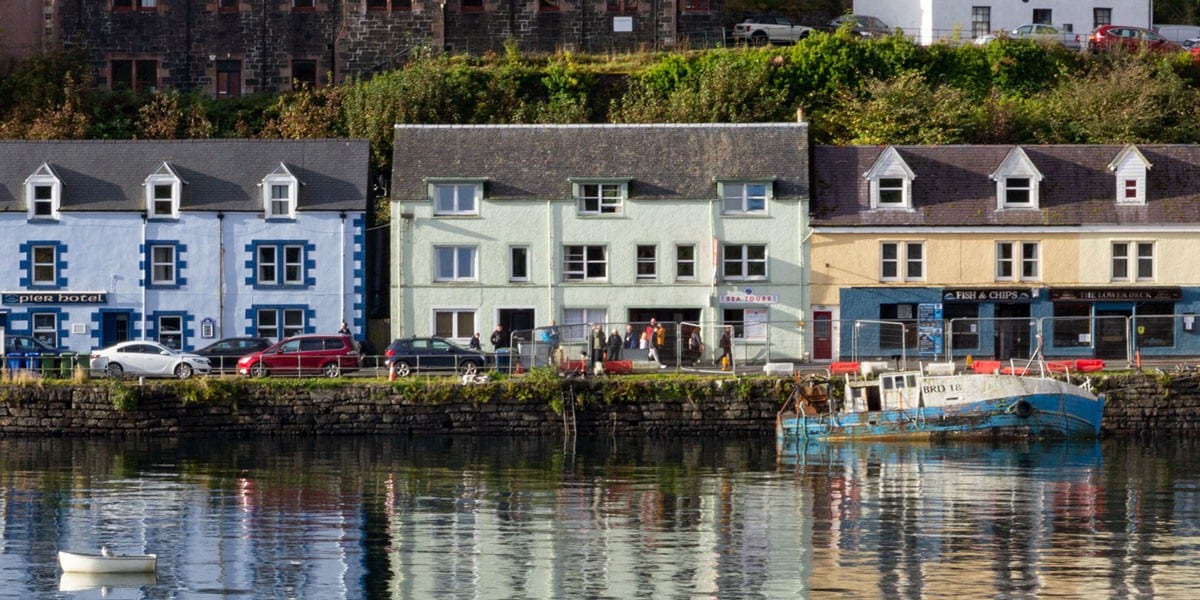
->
[942,288,1032,303]
[2,291,108,305]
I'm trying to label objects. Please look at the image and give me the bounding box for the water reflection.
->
[2,436,1200,598]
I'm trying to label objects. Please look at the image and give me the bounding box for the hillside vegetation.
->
[4,32,1200,181]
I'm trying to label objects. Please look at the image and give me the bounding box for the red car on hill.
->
[1087,25,1180,53]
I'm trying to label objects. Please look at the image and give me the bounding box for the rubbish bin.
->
[24,352,40,373]
[493,348,511,370]
[4,352,23,373]
[40,353,60,378]
[58,352,77,377]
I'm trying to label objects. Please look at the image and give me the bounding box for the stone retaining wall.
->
[0,374,1194,437]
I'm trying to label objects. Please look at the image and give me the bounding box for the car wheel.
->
[751,31,768,46]
[175,363,194,380]
[392,361,412,377]
[106,363,124,379]
[322,362,341,378]
[460,361,480,377]
[249,362,268,378]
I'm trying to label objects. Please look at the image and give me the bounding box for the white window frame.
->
[1112,241,1154,282]
[563,245,608,282]
[574,182,625,215]
[562,308,607,342]
[31,245,57,285]
[257,245,278,284]
[991,147,1042,210]
[32,312,58,347]
[282,244,304,285]
[719,181,770,215]
[881,241,924,282]
[434,246,477,282]
[431,182,481,216]
[150,244,176,285]
[261,166,299,219]
[864,146,915,210]
[433,308,476,340]
[996,241,1040,281]
[636,244,657,281]
[145,165,183,219]
[256,308,278,340]
[158,315,183,349]
[24,165,62,221]
[675,244,696,281]
[509,245,530,282]
[722,243,767,281]
[1109,145,1150,206]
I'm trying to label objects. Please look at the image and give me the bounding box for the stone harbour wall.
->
[0,377,786,437]
[0,373,1195,437]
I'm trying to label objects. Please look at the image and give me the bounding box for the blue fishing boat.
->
[776,362,1105,448]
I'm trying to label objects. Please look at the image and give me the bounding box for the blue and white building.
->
[0,139,368,352]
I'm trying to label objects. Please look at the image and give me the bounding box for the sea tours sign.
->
[720,289,778,304]
[2,291,108,305]
[942,288,1032,303]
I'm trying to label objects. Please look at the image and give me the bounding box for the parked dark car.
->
[194,337,272,372]
[384,337,491,377]
[237,334,360,378]
[829,14,892,38]
[2,333,66,356]
[1087,25,1179,53]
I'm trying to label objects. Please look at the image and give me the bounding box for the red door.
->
[813,311,833,361]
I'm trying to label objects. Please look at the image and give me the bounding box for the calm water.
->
[2,434,1200,599]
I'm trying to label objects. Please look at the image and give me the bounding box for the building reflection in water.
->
[2,436,1200,597]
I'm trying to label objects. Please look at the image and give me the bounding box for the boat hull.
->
[58,551,157,574]
[777,375,1104,449]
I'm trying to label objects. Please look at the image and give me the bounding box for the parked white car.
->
[732,16,814,45]
[90,341,211,379]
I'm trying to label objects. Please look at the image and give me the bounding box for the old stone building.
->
[12,0,727,94]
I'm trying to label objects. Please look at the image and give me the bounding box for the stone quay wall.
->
[0,377,788,437]
[0,373,1194,437]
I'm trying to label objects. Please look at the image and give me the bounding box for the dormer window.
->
[24,163,62,221]
[991,146,1042,210]
[717,179,773,215]
[864,146,914,210]
[428,178,484,216]
[261,163,300,219]
[145,162,184,219]
[1108,144,1151,206]
[571,178,627,215]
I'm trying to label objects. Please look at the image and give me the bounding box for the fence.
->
[845,313,1200,368]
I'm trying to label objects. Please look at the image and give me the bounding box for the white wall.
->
[855,0,1152,44]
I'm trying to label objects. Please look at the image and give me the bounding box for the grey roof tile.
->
[391,123,810,202]
[0,139,370,213]
[812,144,1200,227]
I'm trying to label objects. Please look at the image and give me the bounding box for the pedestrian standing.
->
[607,329,622,361]
[718,326,733,370]
[468,332,482,350]
[624,324,637,349]
[648,323,666,368]
[590,324,605,366]
[490,324,506,351]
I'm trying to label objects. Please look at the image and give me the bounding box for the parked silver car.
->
[90,341,211,379]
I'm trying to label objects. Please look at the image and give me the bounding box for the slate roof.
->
[812,145,1200,227]
[391,123,809,201]
[0,139,369,213]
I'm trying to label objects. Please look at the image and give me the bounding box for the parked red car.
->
[237,334,360,378]
[1087,25,1180,53]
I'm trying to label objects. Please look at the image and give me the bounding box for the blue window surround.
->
[244,240,316,289]
[140,240,188,289]
[145,310,196,350]
[18,240,67,289]
[244,305,314,337]
[12,307,69,345]
[90,308,140,348]
[351,214,365,334]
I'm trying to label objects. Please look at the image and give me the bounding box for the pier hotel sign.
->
[2,291,108,305]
